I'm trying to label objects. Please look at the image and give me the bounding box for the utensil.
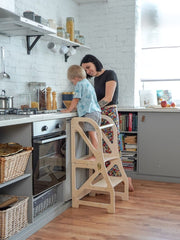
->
[59,45,69,55]
[0,47,10,79]
[67,46,76,57]
[47,42,57,53]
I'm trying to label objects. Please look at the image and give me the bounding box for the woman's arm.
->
[61,98,79,113]
[98,80,116,108]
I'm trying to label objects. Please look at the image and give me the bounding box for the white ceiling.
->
[73,0,107,4]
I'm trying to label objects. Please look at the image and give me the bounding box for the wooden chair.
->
[71,115,129,213]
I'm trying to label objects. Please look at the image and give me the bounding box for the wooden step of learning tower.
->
[71,115,129,213]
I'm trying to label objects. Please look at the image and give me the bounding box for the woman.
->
[81,54,134,192]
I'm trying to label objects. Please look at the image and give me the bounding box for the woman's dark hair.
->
[80,54,103,79]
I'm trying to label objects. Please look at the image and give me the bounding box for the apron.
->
[101,105,121,176]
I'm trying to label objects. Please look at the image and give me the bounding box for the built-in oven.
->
[32,119,66,196]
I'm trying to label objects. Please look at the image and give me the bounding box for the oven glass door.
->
[33,133,66,196]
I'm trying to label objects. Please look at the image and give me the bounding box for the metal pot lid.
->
[0,95,8,99]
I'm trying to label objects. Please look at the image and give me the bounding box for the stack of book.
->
[120,135,137,171]
[124,135,137,151]
[124,143,137,152]
[120,135,137,151]
[121,152,137,171]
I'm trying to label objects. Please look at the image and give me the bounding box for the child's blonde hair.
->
[67,65,86,80]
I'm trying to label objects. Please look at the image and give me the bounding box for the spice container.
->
[35,15,41,23]
[23,11,35,21]
[79,35,85,45]
[65,32,70,40]
[57,27,65,38]
[48,19,57,29]
[66,17,74,42]
[74,30,80,43]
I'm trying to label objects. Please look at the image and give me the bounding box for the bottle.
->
[66,17,74,42]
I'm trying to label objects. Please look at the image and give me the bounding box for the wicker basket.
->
[0,147,33,184]
[0,195,29,240]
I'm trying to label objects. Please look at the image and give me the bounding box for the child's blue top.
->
[73,78,101,116]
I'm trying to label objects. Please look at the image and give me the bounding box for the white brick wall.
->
[0,0,84,108]
[78,0,140,107]
[0,0,139,108]
[0,0,15,12]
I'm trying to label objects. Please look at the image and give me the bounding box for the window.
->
[141,0,180,105]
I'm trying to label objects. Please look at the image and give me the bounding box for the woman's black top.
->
[94,70,119,106]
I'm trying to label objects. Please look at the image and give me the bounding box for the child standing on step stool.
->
[61,65,101,156]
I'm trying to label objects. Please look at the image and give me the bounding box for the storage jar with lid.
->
[57,27,65,38]
[17,94,31,110]
[65,32,70,40]
[74,30,80,43]
[79,35,85,45]
[66,17,74,42]
[28,82,46,110]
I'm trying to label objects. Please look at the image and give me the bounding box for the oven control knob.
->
[41,125,48,131]
[56,123,61,129]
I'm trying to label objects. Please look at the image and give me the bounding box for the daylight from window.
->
[141,0,180,105]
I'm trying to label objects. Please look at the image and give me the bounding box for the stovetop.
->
[0,108,62,115]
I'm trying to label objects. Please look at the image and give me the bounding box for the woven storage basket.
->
[0,147,33,183]
[0,196,29,240]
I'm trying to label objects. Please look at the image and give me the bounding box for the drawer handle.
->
[141,115,145,122]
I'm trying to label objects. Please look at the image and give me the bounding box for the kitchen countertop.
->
[1,106,180,127]
[0,112,77,127]
[118,106,180,112]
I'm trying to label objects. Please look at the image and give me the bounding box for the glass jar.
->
[65,32,70,40]
[66,17,74,42]
[17,94,31,109]
[57,27,65,38]
[28,82,46,110]
[74,30,80,43]
[79,35,85,45]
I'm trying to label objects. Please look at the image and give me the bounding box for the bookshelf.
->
[118,111,138,173]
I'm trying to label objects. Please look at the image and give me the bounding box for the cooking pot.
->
[0,91,14,109]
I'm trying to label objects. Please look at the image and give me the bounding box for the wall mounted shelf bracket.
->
[26,35,43,55]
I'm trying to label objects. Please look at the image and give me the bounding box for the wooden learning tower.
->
[71,115,129,213]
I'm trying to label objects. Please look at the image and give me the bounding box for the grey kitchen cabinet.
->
[0,123,33,223]
[138,112,180,178]
[0,120,71,239]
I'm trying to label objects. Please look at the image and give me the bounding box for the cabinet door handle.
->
[141,115,145,122]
